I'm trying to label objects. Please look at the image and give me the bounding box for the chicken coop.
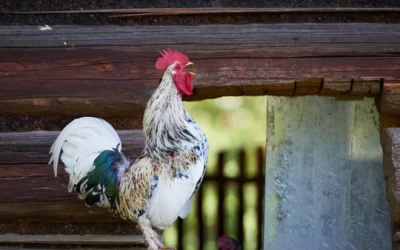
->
[1,1,400,250]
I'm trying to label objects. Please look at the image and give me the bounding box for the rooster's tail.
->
[49,117,129,208]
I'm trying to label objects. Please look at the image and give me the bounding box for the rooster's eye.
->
[175,65,181,71]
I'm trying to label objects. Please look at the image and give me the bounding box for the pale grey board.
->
[264,96,390,250]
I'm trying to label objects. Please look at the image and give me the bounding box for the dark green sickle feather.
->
[76,145,124,209]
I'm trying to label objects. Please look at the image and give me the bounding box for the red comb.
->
[155,49,190,70]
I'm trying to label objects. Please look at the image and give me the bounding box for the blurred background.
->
[163,96,266,250]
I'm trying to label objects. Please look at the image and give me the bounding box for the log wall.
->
[1,24,399,117]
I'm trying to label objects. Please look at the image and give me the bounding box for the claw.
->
[160,246,176,250]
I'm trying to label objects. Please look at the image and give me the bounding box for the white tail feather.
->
[49,117,122,191]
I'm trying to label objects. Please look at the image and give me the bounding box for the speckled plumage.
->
[114,62,208,228]
[49,55,208,250]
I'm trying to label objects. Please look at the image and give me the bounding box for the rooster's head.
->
[155,49,195,96]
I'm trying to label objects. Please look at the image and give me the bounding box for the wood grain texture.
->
[0,221,142,235]
[352,80,381,96]
[382,128,400,249]
[0,130,144,221]
[2,7,400,26]
[0,231,146,250]
[380,80,400,116]
[265,96,389,249]
[0,116,143,132]
[0,23,395,116]
[319,79,352,96]
[0,234,144,244]
[378,115,400,147]
[5,8,400,14]
[0,130,144,165]
[383,128,400,207]
[0,202,121,222]
[1,247,145,250]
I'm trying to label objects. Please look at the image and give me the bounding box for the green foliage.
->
[185,96,266,174]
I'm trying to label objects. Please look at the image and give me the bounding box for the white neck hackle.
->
[143,63,188,157]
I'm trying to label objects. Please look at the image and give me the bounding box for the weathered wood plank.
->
[0,202,121,222]
[0,234,144,245]
[1,247,145,250]
[0,23,396,116]
[5,8,400,15]
[0,116,143,132]
[265,96,389,249]
[0,130,144,165]
[382,128,400,223]
[295,79,322,95]
[378,115,400,147]
[380,80,400,116]
[351,80,381,96]
[319,79,352,96]
[381,127,400,249]
[0,221,141,234]
[2,7,400,26]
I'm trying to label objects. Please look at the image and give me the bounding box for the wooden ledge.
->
[2,7,400,25]
[0,234,144,245]
[2,247,145,250]
[5,7,400,15]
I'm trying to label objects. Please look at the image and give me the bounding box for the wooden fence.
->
[172,147,265,250]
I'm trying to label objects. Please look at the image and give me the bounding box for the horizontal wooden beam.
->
[0,116,144,132]
[0,130,144,165]
[0,130,144,221]
[2,7,400,26]
[0,234,144,245]
[0,221,142,235]
[2,247,145,250]
[0,24,398,117]
[0,202,122,222]
[6,7,400,15]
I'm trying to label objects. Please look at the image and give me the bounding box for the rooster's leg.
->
[153,227,176,250]
[139,217,164,250]
[154,227,163,242]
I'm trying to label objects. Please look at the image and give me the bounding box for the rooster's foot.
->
[160,246,176,250]
[139,217,164,250]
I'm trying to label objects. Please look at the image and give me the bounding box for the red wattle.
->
[173,72,193,96]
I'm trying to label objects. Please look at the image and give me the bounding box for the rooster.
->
[49,49,208,250]
[216,234,242,250]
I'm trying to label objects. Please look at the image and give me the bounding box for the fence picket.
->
[173,147,265,250]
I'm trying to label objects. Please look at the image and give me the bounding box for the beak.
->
[188,72,196,76]
[186,62,194,67]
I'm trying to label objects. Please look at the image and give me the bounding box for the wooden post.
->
[217,152,226,238]
[264,96,389,249]
[378,80,400,249]
[238,150,245,247]
[382,127,400,250]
